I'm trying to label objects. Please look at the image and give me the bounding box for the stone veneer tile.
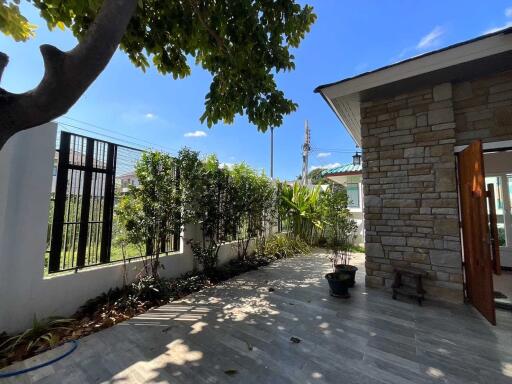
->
[362,71,512,303]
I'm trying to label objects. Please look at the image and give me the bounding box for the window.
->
[346,183,360,208]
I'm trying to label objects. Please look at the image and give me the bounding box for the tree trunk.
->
[0,0,138,150]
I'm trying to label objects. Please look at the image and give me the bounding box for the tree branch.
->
[0,0,138,150]
[0,52,8,83]
[187,0,226,52]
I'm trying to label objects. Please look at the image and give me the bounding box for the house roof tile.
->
[321,163,362,176]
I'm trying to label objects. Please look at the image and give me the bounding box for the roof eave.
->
[314,26,512,94]
[318,91,361,146]
[325,171,363,177]
[315,27,512,148]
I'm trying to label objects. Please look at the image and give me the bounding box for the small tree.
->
[178,150,231,273]
[116,151,181,277]
[229,164,276,260]
[321,185,357,270]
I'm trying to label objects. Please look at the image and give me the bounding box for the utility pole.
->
[301,120,311,185]
[270,127,274,179]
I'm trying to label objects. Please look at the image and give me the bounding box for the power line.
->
[57,122,149,151]
[59,116,179,154]
[310,147,357,154]
[56,121,177,154]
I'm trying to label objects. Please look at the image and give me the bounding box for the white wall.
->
[0,126,245,334]
[326,174,365,245]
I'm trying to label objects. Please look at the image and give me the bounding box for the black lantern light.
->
[352,151,361,166]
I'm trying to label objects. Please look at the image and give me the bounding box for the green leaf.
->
[2,0,315,132]
[0,2,37,41]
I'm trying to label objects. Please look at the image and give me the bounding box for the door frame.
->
[454,139,512,154]
[454,140,512,324]
[455,140,512,268]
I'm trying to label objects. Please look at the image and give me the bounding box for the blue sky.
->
[2,1,512,179]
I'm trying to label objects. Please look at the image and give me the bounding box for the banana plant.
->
[279,182,324,243]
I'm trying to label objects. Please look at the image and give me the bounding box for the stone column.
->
[361,83,464,302]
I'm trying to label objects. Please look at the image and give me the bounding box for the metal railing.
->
[46,131,180,274]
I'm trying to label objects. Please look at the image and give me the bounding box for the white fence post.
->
[0,123,57,333]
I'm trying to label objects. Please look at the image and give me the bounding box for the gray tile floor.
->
[495,271,512,299]
[2,251,512,383]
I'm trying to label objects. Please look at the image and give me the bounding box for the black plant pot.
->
[334,265,358,287]
[325,272,351,298]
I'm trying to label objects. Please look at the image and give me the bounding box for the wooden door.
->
[458,140,496,325]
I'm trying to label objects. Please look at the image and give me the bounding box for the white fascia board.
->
[322,32,512,100]
[321,92,361,146]
[320,32,512,148]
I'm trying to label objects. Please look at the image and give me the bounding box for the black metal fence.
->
[46,131,180,274]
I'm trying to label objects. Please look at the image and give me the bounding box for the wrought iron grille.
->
[47,131,180,274]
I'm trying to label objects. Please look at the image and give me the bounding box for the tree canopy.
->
[0,0,316,148]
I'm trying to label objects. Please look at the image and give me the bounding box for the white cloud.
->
[184,130,207,138]
[121,110,166,125]
[483,6,512,34]
[310,162,341,171]
[483,21,512,35]
[392,25,445,63]
[416,26,444,50]
[317,152,331,158]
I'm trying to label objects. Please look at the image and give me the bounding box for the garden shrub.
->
[263,233,311,259]
[116,151,181,277]
[278,182,356,249]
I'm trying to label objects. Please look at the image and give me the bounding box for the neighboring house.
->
[316,27,512,324]
[116,171,139,193]
[321,163,365,245]
[51,150,105,196]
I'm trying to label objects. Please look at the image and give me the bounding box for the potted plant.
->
[332,242,358,288]
[322,185,359,289]
[325,271,351,298]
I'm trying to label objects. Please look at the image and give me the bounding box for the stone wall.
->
[360,69,512,303]
[360,83,464,303]
[454,69,512,145]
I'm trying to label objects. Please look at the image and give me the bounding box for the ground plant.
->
[263,233,311,259]
[278,182,356,249]
[279,182,324,244]
[0,316,73,362]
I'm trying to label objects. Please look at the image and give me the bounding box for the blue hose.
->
[0,340,78,379]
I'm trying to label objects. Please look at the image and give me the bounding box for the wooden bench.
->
[392,267,427,305]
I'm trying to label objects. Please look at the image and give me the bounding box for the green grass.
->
[349,244,365,253]
[110,243,145,262]
[44,242,146,275]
